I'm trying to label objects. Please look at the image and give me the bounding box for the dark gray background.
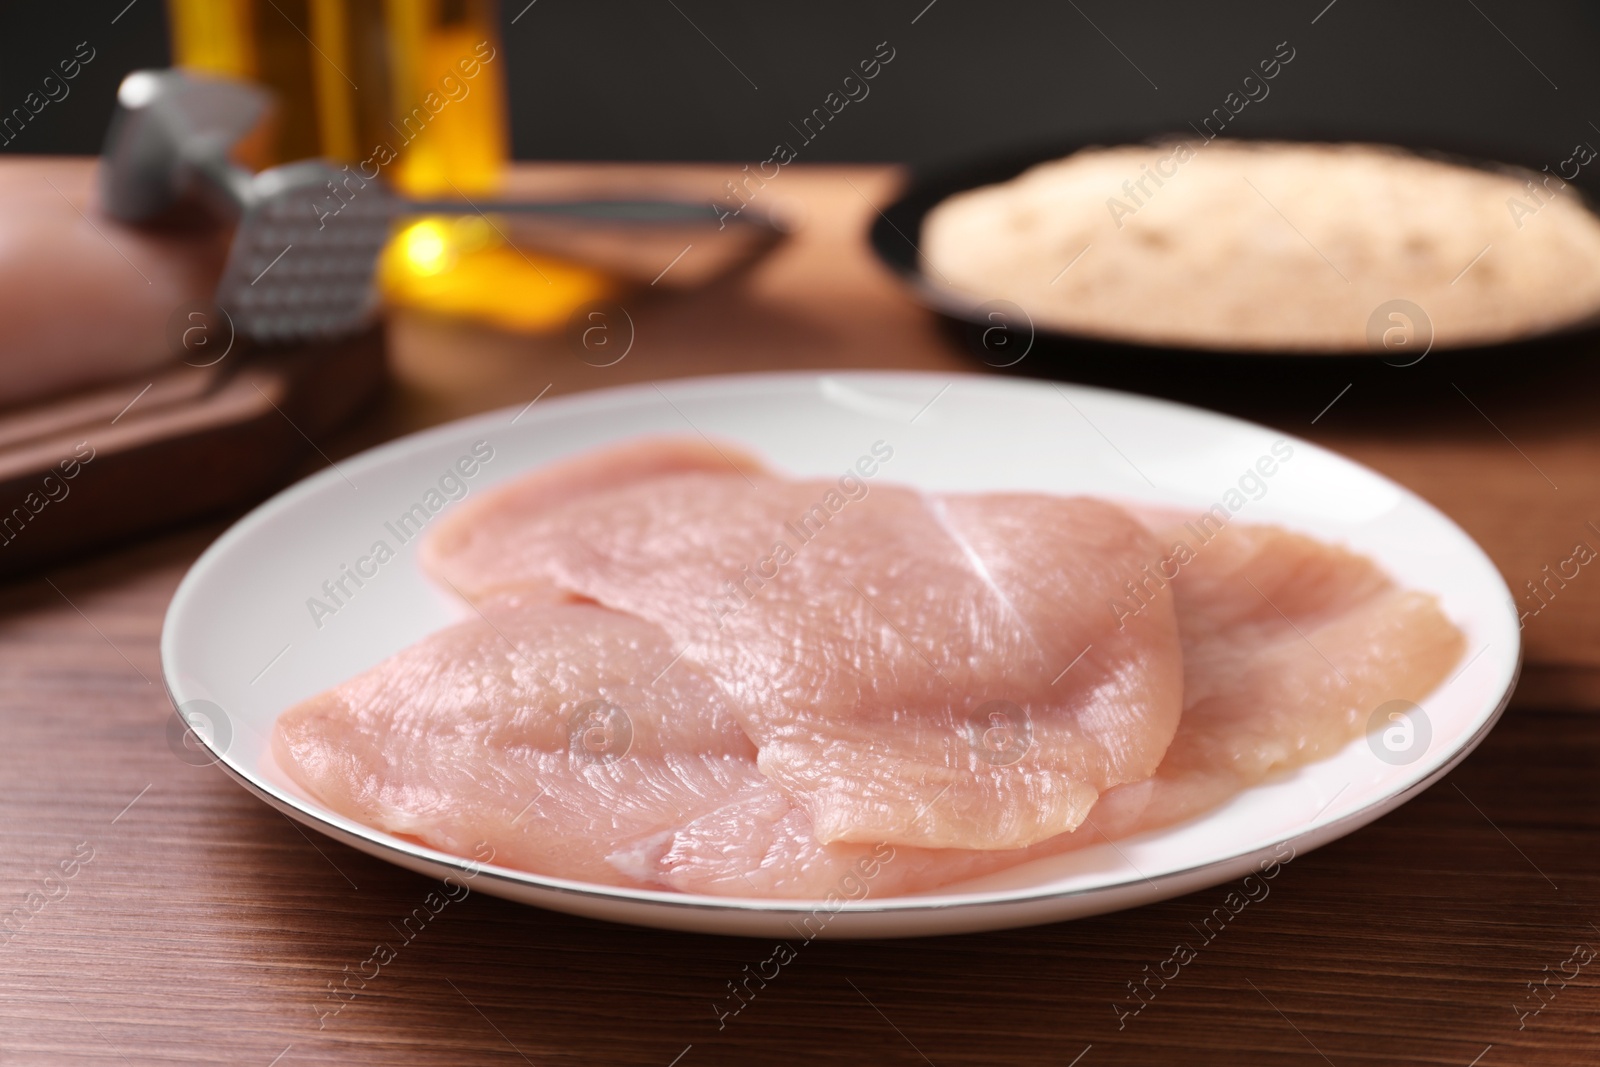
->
[2,0,1597,167]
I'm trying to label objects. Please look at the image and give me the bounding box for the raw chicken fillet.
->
[273,437,1465,898]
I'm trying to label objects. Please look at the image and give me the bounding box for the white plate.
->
[161,372,1519,939]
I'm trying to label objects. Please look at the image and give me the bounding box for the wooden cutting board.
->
[0,325,385,579]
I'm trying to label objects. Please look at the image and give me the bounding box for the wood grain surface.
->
[2,164,1598,1066]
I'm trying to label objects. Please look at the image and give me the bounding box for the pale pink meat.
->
[273,438,1467,900]
[423,437,1186,850]
[0,158,230,408]
[1026,519,1468,845]
[654,519,1467,896]
[274,599,769,889]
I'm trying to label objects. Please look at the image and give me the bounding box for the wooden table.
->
[3,164,1597,1065]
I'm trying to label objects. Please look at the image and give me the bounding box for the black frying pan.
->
[869,127,1600,416]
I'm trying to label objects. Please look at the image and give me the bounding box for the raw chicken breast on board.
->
[0,159,231,407]
[273,436,1466,899]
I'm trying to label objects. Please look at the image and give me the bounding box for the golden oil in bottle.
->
[166,0,323,163]
[166,0,609,331]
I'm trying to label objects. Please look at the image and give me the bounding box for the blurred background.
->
[5,0,1600,623]
[5,0,1599,166]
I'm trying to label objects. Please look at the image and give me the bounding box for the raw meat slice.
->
[272,596,999,897]
[0,159,232,407]
[1083,520,1468,835]
[273,510,1465,900]
[653,519,1466,897]
[273,599,770,889]
[275,432,1467,900]
[422,435,767,603]
[423,438,1186,851]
